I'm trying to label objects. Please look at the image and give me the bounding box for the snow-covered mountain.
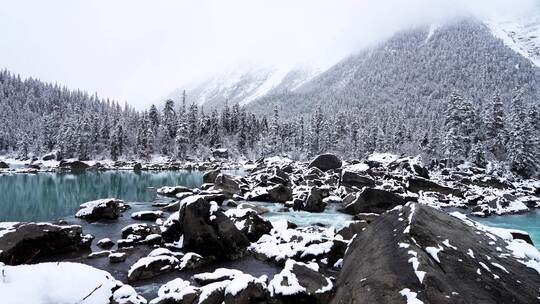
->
[485,12,540,68]
[167,66,322,109]
[166,15,540,114]
[246,17,540,117]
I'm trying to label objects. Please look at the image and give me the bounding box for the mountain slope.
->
[248,18,540,117]
[485,13,540,68]
[167,66,321,109]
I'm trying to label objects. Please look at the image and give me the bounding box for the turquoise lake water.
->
[477,209,540,248]
[0,170,206,222]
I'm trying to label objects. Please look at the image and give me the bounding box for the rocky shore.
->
[1,153,539,303]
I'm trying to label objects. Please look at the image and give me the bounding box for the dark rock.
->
[214,174,242,197]
[227,209,273,242]
[352,213,380,223]
[203,169,221,184]
[341,188,407,215]
[75,198,126,221]
[407,177,463,197]
[269,260,334,304]
[121,223,161,241]
[308,153,342,171]
[293,187,326,213]
[388,158,430,179]
[59,160,89,171]
[332,204,540,304]
[131,210,163,221]
[96,238,115,249]
[248,184,292,203]
[133,163,142,171]
[337,221,369,240]
[340,171,375,188]
[109,252,127,263]
[180,197,250,260]
[0,223,91,265]
[127,255,179,283]
[157,186,193,197]
[224,277,266,304]
[510,231,534,245]
[42,152,57,161]
[0,161,8,169]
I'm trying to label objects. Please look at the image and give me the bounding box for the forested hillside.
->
[0,18,539,177]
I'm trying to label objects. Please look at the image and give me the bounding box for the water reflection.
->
[0,170,208,222]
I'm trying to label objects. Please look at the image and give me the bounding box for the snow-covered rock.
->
[0,262,145,304]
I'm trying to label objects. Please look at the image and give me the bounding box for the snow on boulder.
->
[58,160,90,171]
[193,268,244,285]
[308,153,342,172]
[224,273,267,304]
[331,203,540,304]
[293,187,327,213]
[225,207,273,242]
[131,210,164,221]
[341,188,408,215]
[0,262,145,304]
[340,170,375,189]
[180,196,250,260]
[0,222,92,265]
[150,278,199,304]
[127,254,179,283]
[156,186,192,197]
[214,173,243,197]
[75,198,127,221]
[268,259,334,304]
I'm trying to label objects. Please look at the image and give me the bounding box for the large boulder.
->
[340,171,375,188]
[127,254,179,283]
[0,161,9,169]
[157,186,192,197]
[268,259,334,304]
[341,188,407,215]
[59,160,89,171]
[0,223,92,265]
[293,187,326,212]
[308,154,342,171]
[247,184,292,203]
[332,204,540,304]
[203,169,221,184]
[180,196,250,260]
[214,174,242,197]
[407,177,462,197]
[224,208,273,242]
[75,198,127,221]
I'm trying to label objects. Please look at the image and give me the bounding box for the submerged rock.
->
[0,222,91,265]
[75,198,127,221]
[308,153,342,171]
[332,203,540,304]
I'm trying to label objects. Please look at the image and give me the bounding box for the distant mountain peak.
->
[484,12,540,67]
[166,65,323,109]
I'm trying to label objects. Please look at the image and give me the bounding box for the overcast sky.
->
[0,0,537,109]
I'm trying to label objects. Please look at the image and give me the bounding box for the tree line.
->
[0,70,538,177]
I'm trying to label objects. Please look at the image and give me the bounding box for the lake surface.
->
[477,209,540,248]
[0,170,210,222]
